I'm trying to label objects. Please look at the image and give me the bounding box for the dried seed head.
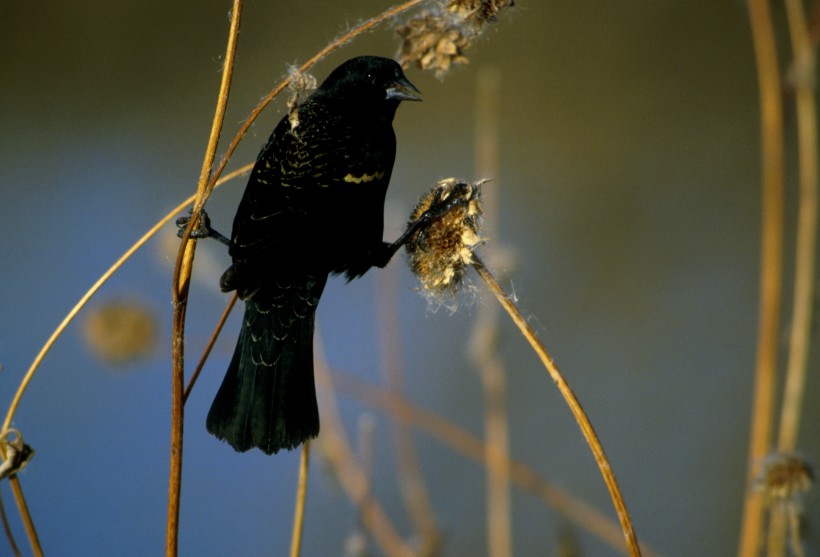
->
[83,299,157,366]
[754,453,813,503]
[0,429,35,481]
[396,0,513,78]
[396,9,473,79]
[406,178,484,308]
[449,0,516,24]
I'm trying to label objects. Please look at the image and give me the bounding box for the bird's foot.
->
[176,209,230,246]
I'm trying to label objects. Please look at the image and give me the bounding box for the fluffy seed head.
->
[754,452,813,503]
[406,179,483,307]
[396,0,513,78]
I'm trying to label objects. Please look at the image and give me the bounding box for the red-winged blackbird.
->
[208,56,421,454]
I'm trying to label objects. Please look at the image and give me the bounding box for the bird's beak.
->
[386,76,422,102]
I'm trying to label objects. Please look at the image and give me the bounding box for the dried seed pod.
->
[396,9,473,78]
[755,452,813,502]
[395,0,513,78]
[83,299,157,366]
[406,178,484,306]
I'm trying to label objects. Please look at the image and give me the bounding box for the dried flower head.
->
[396,0,513,78]
[406,178,483,307]
[396,9,473,78]
[754,452,813,503]
[449,0,516,24]
[83,299,157,366]
[0,429,35,481]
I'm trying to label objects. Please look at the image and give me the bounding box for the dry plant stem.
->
[168,3,242,556]
[183,293,239,404]
[8,478,40,557]
[0,488,22,557]
[376,265,440,555]
[313,339,415,557]
[471,67,511,557]
[470,256,642,557]
[778,0,817,458]
[738,0,785,555]
[288,441,311,557]
[326,371,665,557]
[787,505,805,557]
[767,3,817,555]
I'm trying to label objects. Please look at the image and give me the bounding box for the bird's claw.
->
[176,209,230,246]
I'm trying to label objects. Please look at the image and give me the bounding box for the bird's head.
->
[316,56,421,118]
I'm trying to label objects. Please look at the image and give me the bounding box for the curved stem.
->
[470,256,642,556]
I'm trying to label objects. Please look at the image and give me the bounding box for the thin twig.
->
[168,2,242,556]
[183,293,239,404]
[9,478,40,557]
[288,441,311,557]
[738,0,786,555]
[0,487,22,557]
[470,256,642,557]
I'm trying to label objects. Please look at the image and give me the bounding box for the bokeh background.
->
[2,1,819,555]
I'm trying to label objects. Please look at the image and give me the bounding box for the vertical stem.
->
[377,264,441,555]
[8,478,40,557]
[768,2,817,555]
[167,2,242,555]
[288,441,311,557]
[738,0,785,555]
[0,489,21,557]
[471,67,512,557]
[777,0,818,457]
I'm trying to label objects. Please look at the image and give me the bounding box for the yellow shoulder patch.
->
[343,170,384,184]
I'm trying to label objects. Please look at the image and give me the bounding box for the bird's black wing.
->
[221,101,396,296]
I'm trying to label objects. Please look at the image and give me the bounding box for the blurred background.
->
[2,1,819,555]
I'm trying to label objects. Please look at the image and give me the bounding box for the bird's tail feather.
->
[206,299,320,454]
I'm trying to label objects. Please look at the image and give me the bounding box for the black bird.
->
[208,56,421,454]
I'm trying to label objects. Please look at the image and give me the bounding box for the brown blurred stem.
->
[738,0,785,555]
[168,2,242,556]
[314,339,416,557]
[377,263,441,555]
[470,66,512,557]
[0,490,21,557]
[469,256,642,557]
[8,479,40,557]
[767,1,818,555]
[288,441,311,557]
[777,0,817,463]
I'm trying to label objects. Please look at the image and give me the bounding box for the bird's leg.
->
[176,209,230,247]
[373,189,465,268]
